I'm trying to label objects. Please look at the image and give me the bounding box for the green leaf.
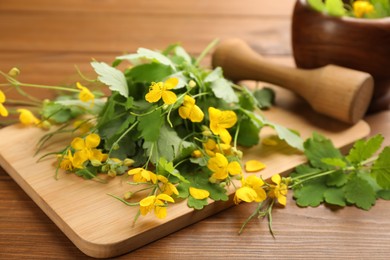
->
[307,0,326,12]
[346,135,384,165]
[371,146,390,189]
[117,48,175,68]
[345,175,376,210]
[377,190,390,200]
[137,109,163,142]
[304,133,343,170]
[210,78,238,103]
[144,124,194,163]
[91,61,129,97]
[236,118,260,147]
[41,102,73,123]
[321,158,347,168]
[325,0,346,16]
[253,87,275,109]
[205,67,238,103]
[324,187,346,207]
[126,63,173,83]
[238,89,256,111]
[266,121,303,151]
[187,196,209,210]
[326,170,348,187]
[157,157,189,183]
[176,182,190,199]
[293,180,328,207]
[204,66,223,83]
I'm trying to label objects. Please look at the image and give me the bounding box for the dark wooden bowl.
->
[292,0,390,112]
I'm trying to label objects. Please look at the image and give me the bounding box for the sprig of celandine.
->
[0,41,389,236]
[308,0,390,18]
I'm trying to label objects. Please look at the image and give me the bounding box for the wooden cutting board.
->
[0,102,370,258]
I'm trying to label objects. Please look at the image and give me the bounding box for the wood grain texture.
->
[0,0,389,259]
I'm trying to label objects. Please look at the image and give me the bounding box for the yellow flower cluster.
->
[60,133,106,171]
[353,0,374,18]
[234,173,289,206]
[128,167,180,219]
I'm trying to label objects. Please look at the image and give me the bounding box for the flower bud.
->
[124,191,133,200]
[40,120,51,130]
[123,158,135,167]
[107,169,117,177]
[188,80,196,88]
[8,67,20,77]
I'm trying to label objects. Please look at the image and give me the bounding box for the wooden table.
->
[1,1,389,258]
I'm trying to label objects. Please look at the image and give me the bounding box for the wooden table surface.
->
[0,0,389,259]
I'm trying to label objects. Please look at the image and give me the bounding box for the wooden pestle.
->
[211,38,374,124]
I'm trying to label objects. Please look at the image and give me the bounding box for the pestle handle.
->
[212,38,374,124]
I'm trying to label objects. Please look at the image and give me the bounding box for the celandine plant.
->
[308,0,390,18]
[0,41,389,234]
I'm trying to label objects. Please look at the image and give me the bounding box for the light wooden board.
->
[0,105,370,258]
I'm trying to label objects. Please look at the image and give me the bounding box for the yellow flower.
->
[59,150,84,171]
[353,0,374,18]
[128,167,157,184]
[145,78,178,105]
[245,160,266,172]
[178,95,204,122]
[207,152,241,180]
[157,175,179,196]
[76,82,95,106]
[268,174,288,206]
[139,193,175,219]
[70,133,105,166]
[203,138,231,157]
[17,108,40,126]
[234,175,267,204]
[0,90,9,117]
[73,120,93,134]
[191,149,203,158]
[189,187,210,200]
[208,107,237,144]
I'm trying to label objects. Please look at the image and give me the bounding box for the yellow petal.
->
[244,175,264,188]
[219,128,232,144]
[164,77,179,90]
[245,160,266,172]
[128,167,143,176]
[211,170,229,180]
[71,137,85,150]
[261,137,278,146]
[189,105,204,123]
[207,153,228,172]
[235,186,258,203]
[183,95,195,105]
[178,105,191,119]
[140,195,156,207]
[277,194,287,206]
[85,133,100,148]
[218,110,237,129]
[17,109,40,125]
[161,90,177,105]
[154,205,168,219]
[0,90,5,103]
[0,104,8,117]
[145,86,162,103]
[156,193,175,203]
[189,187,210,200]
[157,175,168,183]
[271,174,281,185]
[227,161,242,175]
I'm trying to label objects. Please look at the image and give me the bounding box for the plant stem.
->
[195,38,219,66]
[238,202,263,234]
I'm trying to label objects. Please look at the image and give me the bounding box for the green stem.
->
[238,202,263,235]
[195,38,219,66]
[108,121,139,156]
[5,99,41,106]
